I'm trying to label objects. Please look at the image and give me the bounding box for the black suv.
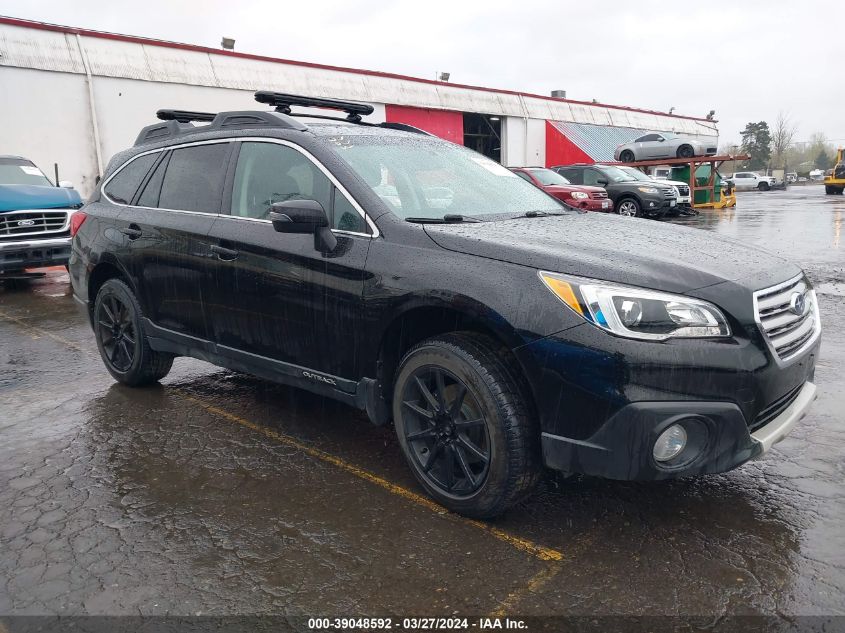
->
[70,92,820,518]
[553,163,677,218]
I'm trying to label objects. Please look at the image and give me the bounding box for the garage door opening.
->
[463,113,501,162]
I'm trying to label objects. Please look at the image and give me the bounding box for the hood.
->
[424,213,799,294]
[0,184,82,213]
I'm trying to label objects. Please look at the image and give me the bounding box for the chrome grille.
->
[663,189,675,198]
[0,210,69,241]
[590,191,608,199]
[676,185,690,196]
[753,276,820,362]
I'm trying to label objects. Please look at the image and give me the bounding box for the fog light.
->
[653,424,687,462]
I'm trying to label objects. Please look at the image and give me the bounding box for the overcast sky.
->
[3,0,842,146]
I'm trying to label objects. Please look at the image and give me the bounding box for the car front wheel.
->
[758,182,770,191]
[616,198,641,217]
[620,150,635,163]
[392,333,540,518]
[93,278,174,386]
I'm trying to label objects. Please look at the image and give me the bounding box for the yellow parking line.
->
[179,391,562,562]
[489,563,563,617]
[0,309,92,355]
[0,310,563,562]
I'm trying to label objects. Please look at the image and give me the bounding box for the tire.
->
[677,145,695,159]
[619,150,635,163]
[758,182,770,191]
[93,278,173,386]
[392,332,540,518]
[615,197,641,217]
[825,186,834,195]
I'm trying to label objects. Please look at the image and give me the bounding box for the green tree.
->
[815,149,831,170]
[740,121,772,170]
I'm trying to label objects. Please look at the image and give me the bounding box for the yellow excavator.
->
[825,148,845,195]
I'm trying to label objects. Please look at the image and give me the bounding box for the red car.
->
[510,167,612,211]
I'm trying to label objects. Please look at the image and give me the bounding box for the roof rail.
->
[157,109,217,123]
[255,91,374,122]
[134,109,306,147]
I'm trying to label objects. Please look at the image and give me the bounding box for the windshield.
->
[598,165,637,183]
[327,135,563,219]
[618,167,653,182]
[0,158,52,187]
[527,168,571,186]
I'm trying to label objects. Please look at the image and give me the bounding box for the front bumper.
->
[540,382,816,479]
[0,236,72,273]
[582,199,613,212]
[640,194,677,216]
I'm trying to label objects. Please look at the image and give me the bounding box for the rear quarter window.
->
[104,154,157,204]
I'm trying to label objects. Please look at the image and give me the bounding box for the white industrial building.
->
[0,16,719,197]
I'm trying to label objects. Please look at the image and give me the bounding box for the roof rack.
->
[156,109,216,123]
[255,91,374,122]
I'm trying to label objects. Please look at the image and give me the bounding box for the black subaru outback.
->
[69,92,820,518]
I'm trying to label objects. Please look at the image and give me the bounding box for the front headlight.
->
[538,272,731,340]
[637,186,659,194]
[570,191,589,200]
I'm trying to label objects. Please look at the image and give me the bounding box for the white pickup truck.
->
[723,172,780,191]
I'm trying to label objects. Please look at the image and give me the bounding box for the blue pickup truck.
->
[1,155,83,277]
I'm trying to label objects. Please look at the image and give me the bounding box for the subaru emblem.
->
[789,292,807,316]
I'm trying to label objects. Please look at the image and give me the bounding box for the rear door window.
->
[558,168,582,184]
[158,143,230,213]
[104,154,157,204]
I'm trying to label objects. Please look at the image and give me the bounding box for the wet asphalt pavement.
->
[1,185,843,624]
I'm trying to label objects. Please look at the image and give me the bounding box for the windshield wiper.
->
[405,214,480,224]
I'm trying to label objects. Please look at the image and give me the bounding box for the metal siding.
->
[0,21,720,135]
[549,120,719,163]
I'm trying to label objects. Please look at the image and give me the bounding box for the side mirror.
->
[268,199,337,252]
[657,137,665,142]
[59,180,74,189]
[597,179,609,186]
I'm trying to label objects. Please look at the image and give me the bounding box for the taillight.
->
[69,212,88,237]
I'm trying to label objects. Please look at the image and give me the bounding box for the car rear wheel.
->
[677,145,695,159]
[94,278,174,386]
[392,332,540,518]
[620,150,635,163]
[758,182,770,191]
[616,198,641,217]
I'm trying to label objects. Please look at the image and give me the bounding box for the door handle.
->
[210,244,239,260]
[120,225,143,240]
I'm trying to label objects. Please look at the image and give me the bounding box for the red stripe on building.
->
[385,105,464,144]
[545,121,594,167]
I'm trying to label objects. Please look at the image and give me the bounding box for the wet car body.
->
[70,101,820,515]
[509,167,611,211]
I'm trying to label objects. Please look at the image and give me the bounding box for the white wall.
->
[0,67,98,194]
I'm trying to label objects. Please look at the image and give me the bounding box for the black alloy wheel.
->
[93,278,173,386]
[620,150,635,163]
[392,333,540,518]
[97,293,137,372]
[400,366,491,497]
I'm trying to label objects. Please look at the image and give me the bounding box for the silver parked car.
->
[615,133,718,162]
